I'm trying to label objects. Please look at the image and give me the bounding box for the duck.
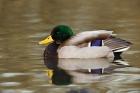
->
[39,25,132,59]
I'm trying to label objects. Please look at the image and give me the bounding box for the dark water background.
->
[0,0,140,93]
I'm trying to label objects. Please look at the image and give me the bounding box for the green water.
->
[0,0,140,93]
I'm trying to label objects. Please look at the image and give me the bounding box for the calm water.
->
[0,0,140,93]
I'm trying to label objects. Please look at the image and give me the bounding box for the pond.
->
[0,0,140,93]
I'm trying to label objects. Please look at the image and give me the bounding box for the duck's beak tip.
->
[38,35,54,45]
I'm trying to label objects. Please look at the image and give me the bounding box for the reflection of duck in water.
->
[59,58,130,83]
[39,25,132,59]
[44,58,111,85]
[44,57,130,84]
[45,68,72,85]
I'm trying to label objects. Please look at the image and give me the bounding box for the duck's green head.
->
[39,25,74,45]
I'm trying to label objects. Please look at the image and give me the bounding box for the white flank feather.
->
[57,46,114,58]
[58,58,112,70]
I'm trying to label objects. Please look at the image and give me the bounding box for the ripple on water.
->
[0,72,30,78]
[0,89,33,93]
[114,67,140,72]
[125,50,140,55]
[0,82,21,87]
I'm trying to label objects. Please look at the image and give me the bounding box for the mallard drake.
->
[39,25,132,59]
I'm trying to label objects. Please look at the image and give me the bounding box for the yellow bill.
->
[39,35,54,45]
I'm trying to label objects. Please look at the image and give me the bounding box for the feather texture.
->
[103,36,132,51]
[57,46,114,58]
[58,58,112,70]
[63,30,113,46]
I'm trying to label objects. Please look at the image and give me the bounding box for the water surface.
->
[0,0,140,93]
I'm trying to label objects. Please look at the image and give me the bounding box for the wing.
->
[103,36,132,51]
[63,30,113,46]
